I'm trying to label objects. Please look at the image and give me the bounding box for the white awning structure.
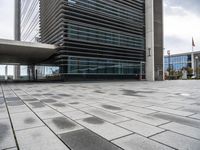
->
[0,39,56,64]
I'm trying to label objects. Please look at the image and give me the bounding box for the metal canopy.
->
[0,39,56,64]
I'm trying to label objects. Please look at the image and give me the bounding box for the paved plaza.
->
[1,80,200,150]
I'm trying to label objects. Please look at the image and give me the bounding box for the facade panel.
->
[20,0,40,42]
[40,0,146,78]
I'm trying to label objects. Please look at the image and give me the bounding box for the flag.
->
[192,37,195,47]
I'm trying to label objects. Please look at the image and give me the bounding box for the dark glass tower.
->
[40,0,146,79]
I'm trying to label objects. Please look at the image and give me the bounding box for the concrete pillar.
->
[191,52,195,75]
[14,65,20,80]
[15,0,21,41]
[145,0,155,81]
[5,65,8,80]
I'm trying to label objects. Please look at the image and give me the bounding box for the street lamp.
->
[195,56,199,78]
[167,50,171,79]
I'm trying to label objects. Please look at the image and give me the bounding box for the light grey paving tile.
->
[0,119,16,149]
[82,107,129,123]
[151,131,200,150]
[77,117,132,140]
[50,103,76,113]
[16,126,69,150]
[88,103,124,113]
[118,111,169,126]
[117,120,164,137]
[6,147,18,150]
[148,106,194,116]
[10,112,44,131]
[125,105,157,114]
[160,122,200,140]
[26,101,51,112]
[66,102,89,108]
[112,134,174,150]
[180,106,200,114]
[189,114,200,120]
[59,129,122,150]
[150,112,200,129]
[63,110,92,120]
[0,108,9,119]
[7,105,31,114]
[37,109,63,120]
[44,116,83,134]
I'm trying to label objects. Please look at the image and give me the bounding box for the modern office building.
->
[164,51,200,77]
[15,0,164,81]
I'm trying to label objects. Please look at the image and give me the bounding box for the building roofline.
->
[164,50,200,57]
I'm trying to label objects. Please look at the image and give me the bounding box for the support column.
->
[15,0,21,41]
[14,64,20,80]
[191,52,195,75]
[5,65,8,80]
[145,0,155,81]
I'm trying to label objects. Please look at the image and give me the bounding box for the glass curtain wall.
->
[20,0,40,42]
[164,55,192,71]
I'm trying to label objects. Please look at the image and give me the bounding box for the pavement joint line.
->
[110,133,135,141]
[19,88,129,150]
[156,121,173,127]
[186,113,198,117]
[20,89,128,150]
[157,128,200,142]
[14,125,46,132]
[1,85,20,150]
[11,88,73,150]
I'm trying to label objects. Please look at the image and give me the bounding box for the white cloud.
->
[0,0,14,40]
[164,2,200,55]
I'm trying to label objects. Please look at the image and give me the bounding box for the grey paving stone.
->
[160,122,200,140]
[125,105,157,114]
[50,103,76,113]
[16,126,69,150]
[148,106,194,116]
[6,147,18,150]
[82,107,129,123]
[40,99,57,103]
[63,110,92,120]
[117,120,164,137]
[44,116,83,134]
[8,105,31,114]
[113,134,174,150]
[118,111,169,126]
[5,97,20,101]
[151,131,200,150]
[10,112,44,131]
[189,114,200,120]
[7,101,24,106]
[88,103,124,113]
[0,119,16,149]
[150,112,200,129]
[59,129,122,150]
[0,108,9,119]
[77,116,132,140]
[37,109,63,120]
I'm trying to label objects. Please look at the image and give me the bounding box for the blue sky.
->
[0,0,200,74]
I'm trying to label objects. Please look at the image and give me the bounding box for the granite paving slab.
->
[151,131,200,150]
[59,129,122,150]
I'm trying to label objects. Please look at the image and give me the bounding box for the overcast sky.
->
[0,0,199,55]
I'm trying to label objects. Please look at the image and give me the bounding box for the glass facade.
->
[40,0,146,78]
[20,0,40,42]
[164,54,192,71]
[68,56,144,75]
